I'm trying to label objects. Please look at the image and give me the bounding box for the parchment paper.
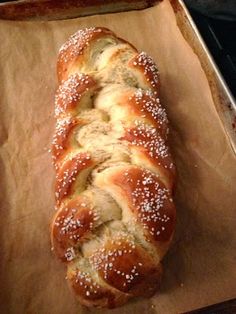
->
[0,1,236,313]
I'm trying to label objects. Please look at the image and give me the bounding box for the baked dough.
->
[51,27,176,308]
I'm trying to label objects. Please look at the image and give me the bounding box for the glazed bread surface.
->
[51,27,176,308]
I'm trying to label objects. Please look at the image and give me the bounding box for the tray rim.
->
[0,0,235,312]
[170,0,236,153]
[0,0,159,20]
[1,0,234,152]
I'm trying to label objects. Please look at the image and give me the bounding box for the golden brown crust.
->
[121,124,176,190]
[124,89,168,137]
[52,116,84,167]
[89,237,162,296]
[51,196,95,262]
[55,73,98,117]
[57,27,116,82]
[51,27,176,308]
[102,166,176,244]
[68,265,129,309]
[55,152,94,205]
[129,52,160,91]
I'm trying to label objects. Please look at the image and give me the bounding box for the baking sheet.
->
[0,0,157,20]
[0,0,236,313]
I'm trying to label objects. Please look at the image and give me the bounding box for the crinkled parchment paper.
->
[0,1,235,313]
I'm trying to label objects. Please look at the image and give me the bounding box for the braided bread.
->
[51,27,176,308]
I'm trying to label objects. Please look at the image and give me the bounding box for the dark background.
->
[184,1,236,99]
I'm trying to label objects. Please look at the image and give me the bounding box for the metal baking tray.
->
[171,0,236,153]
[0,0,235,153]
[0,1,235,313]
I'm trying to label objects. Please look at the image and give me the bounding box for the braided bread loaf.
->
[51,27,176,308]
